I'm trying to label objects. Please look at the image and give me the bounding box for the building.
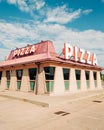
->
[0,40,103,96]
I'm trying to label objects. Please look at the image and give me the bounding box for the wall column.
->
[97,71,102,89]
[70,68,78,93]
[9,70,17,91]
[81,69,87,91]
[20,68,29,92]
[35,64,46,95]
[51,66,65,95]
[0,71,6,91]
[90,70,95,90]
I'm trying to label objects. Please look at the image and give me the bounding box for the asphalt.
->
[0,89,104,107]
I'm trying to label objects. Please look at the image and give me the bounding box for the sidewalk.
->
[0,89,104,107]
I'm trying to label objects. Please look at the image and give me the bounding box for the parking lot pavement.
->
[0,89,104,107]
[0,97,49,130]
[0,93,104,130]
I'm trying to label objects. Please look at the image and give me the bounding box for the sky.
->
[0,0,104,68]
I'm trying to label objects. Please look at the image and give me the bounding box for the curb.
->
[68,93,103,103]
[0,94,49,107]
[0,90,104,108]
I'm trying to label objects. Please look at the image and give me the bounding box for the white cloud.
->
[82,9,93,15]
[0,20,38,51]
[44,5,81,24]
[0,1,93,24]
[44,5,93,24]
[101,0,104,2]
[0,48,10,62]
[35,0,45,10]
[7,0,16,4]
[0,20,104,67]
[6,0,45,12]
[4,0,45,19]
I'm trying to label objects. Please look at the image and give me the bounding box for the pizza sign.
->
[63,43,98,65]
[13,45,36,57]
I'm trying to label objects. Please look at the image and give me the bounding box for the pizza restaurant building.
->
[0,40,103,96]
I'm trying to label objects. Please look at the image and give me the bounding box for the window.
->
[29,68,37,80]
[0,71,2,80]
[85,71,90,80]
[6,71,10,80]
[16,70,23,80]
[75,70,81,89]
[44,67,55,80]
[63,68,70,90]
[93,72,97,80]
[63,68,70,80]
[44,67,55,92]
[75,70,81,80]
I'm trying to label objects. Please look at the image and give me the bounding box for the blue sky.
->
[0,0,104,67]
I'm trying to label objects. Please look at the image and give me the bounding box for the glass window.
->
[75,70,81,80]
[16,70,23,80]
[85,71,90,80]
[100,72,101,79]
[29,68,37,80]
[63,68,70,80]
[93,72,97,80]
[0,71,2,80]
[44,67,55,80]
[6,71,10,80]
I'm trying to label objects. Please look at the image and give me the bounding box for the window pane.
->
[63,68,70,80]
[16,70,23,80]
[44,67,55,80]
[75,70,81,80]
[6,71,10,80]
[93,72,97,80]
[0,71,2,80]
[29,68,37,80]
[85,71,89,80]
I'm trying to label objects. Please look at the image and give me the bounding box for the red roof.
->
[0,40,103,70]
[0,40,57,67]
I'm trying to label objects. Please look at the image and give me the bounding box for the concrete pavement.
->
[0,89,104,107]
[1,92,104,130]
